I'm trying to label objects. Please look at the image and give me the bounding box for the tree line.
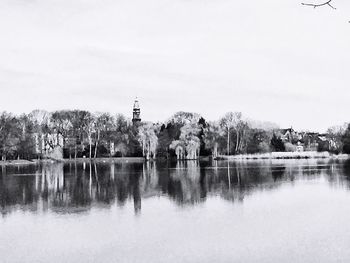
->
[1,110,350,161]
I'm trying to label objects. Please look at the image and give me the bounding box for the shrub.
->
[258,142,270,153]
[284,142,296,152]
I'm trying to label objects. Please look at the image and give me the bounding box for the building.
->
[277,127,300,144]
[277,128,318,152]
[132,98,141,124]
[300,132,319,151]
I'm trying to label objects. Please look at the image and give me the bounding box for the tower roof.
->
[133,98,140,109]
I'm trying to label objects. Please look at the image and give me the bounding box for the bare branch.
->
[301,0,336,9]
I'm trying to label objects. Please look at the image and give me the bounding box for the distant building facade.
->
[275,127,340,153]
[277,127,300,144]
[132,98,141,124]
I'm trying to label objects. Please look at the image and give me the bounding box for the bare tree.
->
[93,112,114,159]
[220,112,242,155]
[170,140,186,160]
[203,121,223,158]
[0,112,21,161]
[138,122,158,160]
[179,122,201,160]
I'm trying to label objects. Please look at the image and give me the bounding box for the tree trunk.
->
[142,141,145,157]
[88,135,92,159]
[235,129,240,154]
[227,128,230,155]
[94,130,100,159]
[238,130,245,153]
[94,142,98,158]
[214,142,218,158]
[109,140,113,157]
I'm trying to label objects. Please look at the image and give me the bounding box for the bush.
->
[258,142,270,153]
[284,142,296,152]
[270,134,285,152]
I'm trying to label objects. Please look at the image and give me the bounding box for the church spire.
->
[132,97,141,124]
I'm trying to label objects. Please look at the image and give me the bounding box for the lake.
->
[1,159,350,262]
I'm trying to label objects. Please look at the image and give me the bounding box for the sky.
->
[0,0,350,132]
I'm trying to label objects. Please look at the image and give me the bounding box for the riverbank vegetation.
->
[0,110,350,161]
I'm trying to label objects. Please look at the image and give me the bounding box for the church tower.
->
[132,98,141,124]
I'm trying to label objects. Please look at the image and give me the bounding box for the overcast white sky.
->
[0,0,349,132]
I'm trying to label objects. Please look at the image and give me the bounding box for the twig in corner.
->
[301,0,336,9]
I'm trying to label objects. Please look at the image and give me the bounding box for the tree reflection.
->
[271,166,286,181]
[1,159,350,216]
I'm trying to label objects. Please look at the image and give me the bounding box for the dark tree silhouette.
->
[270,134,285,152]
[342,124,350,154]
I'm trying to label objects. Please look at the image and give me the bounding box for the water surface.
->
[1,159,350,262]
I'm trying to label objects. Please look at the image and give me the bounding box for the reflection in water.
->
[1,159,350,216]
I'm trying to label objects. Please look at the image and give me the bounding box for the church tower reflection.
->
[131,172,141,214]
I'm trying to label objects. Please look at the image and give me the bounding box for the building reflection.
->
[1,159,350,216]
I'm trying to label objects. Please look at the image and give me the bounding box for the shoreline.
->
[1,152,349,166]
[0,157,145,166]
[217,151,350,160]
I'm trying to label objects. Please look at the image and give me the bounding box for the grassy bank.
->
[218,151,349,160]
[0,157,145,166]
[62,157,145,163]
[0,159,39,166]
